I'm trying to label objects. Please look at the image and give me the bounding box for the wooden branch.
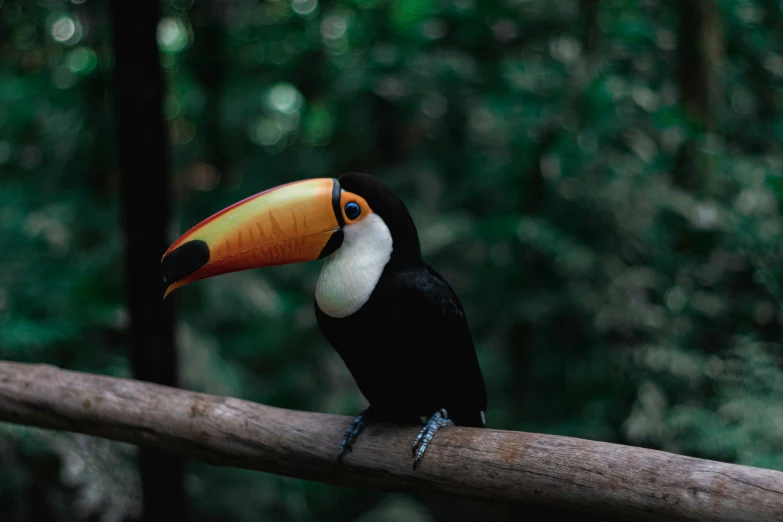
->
[1,362,781,521]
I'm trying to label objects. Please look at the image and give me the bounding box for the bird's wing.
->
[391,265,488,427]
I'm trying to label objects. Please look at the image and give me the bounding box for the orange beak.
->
[160,178,344,298]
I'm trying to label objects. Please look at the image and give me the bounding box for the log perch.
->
[0,361,781,521]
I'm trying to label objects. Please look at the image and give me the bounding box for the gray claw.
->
[338,408,373,462]
[412,408,453,470]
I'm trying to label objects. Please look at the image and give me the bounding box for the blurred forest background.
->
[2,0,783,521]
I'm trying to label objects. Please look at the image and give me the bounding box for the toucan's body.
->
[316,264,486,428]
[160,172,486,467]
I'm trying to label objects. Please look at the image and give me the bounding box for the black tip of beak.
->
[159,240,210,298]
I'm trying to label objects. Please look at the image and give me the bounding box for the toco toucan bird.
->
[160,173,487,468]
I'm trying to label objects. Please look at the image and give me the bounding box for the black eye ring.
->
[344,201,361,220]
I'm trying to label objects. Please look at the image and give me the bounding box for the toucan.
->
[160,173,487,468]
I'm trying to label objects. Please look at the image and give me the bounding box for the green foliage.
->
[2,0,783,520]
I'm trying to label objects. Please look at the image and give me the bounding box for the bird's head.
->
[160,173,421,299]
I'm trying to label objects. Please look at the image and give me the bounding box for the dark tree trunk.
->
[189,1,229,179]
[109,1,187,521]
[675,0,722,192]
[582,0,600,55]
[678,0,722,126]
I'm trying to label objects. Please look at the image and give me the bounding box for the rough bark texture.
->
[0,363,781,521]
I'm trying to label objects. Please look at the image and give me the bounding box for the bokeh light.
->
[66,47,97,74]
[291,0,318,17]
[265,83,303,114]
[157,17,190,53]
[50,15,76,42]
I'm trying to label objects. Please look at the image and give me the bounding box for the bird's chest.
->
[316,291,411,364]
[315,291,423,416]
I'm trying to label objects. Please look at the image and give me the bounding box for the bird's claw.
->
[412,408,454,470]
[337,408,373,462]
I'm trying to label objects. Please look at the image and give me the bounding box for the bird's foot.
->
[337,408,374,462]
[412,408,454,470]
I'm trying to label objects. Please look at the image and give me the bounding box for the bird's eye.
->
[344,201,361,220]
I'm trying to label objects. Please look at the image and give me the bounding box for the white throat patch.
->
[315,213,393,318]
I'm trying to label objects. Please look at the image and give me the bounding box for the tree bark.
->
[675,0,723,191]
[0,362,781,522]
[581,0,600,55]
[108,1,186,520]
[678,0,722,128]
[188,2,229,179]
